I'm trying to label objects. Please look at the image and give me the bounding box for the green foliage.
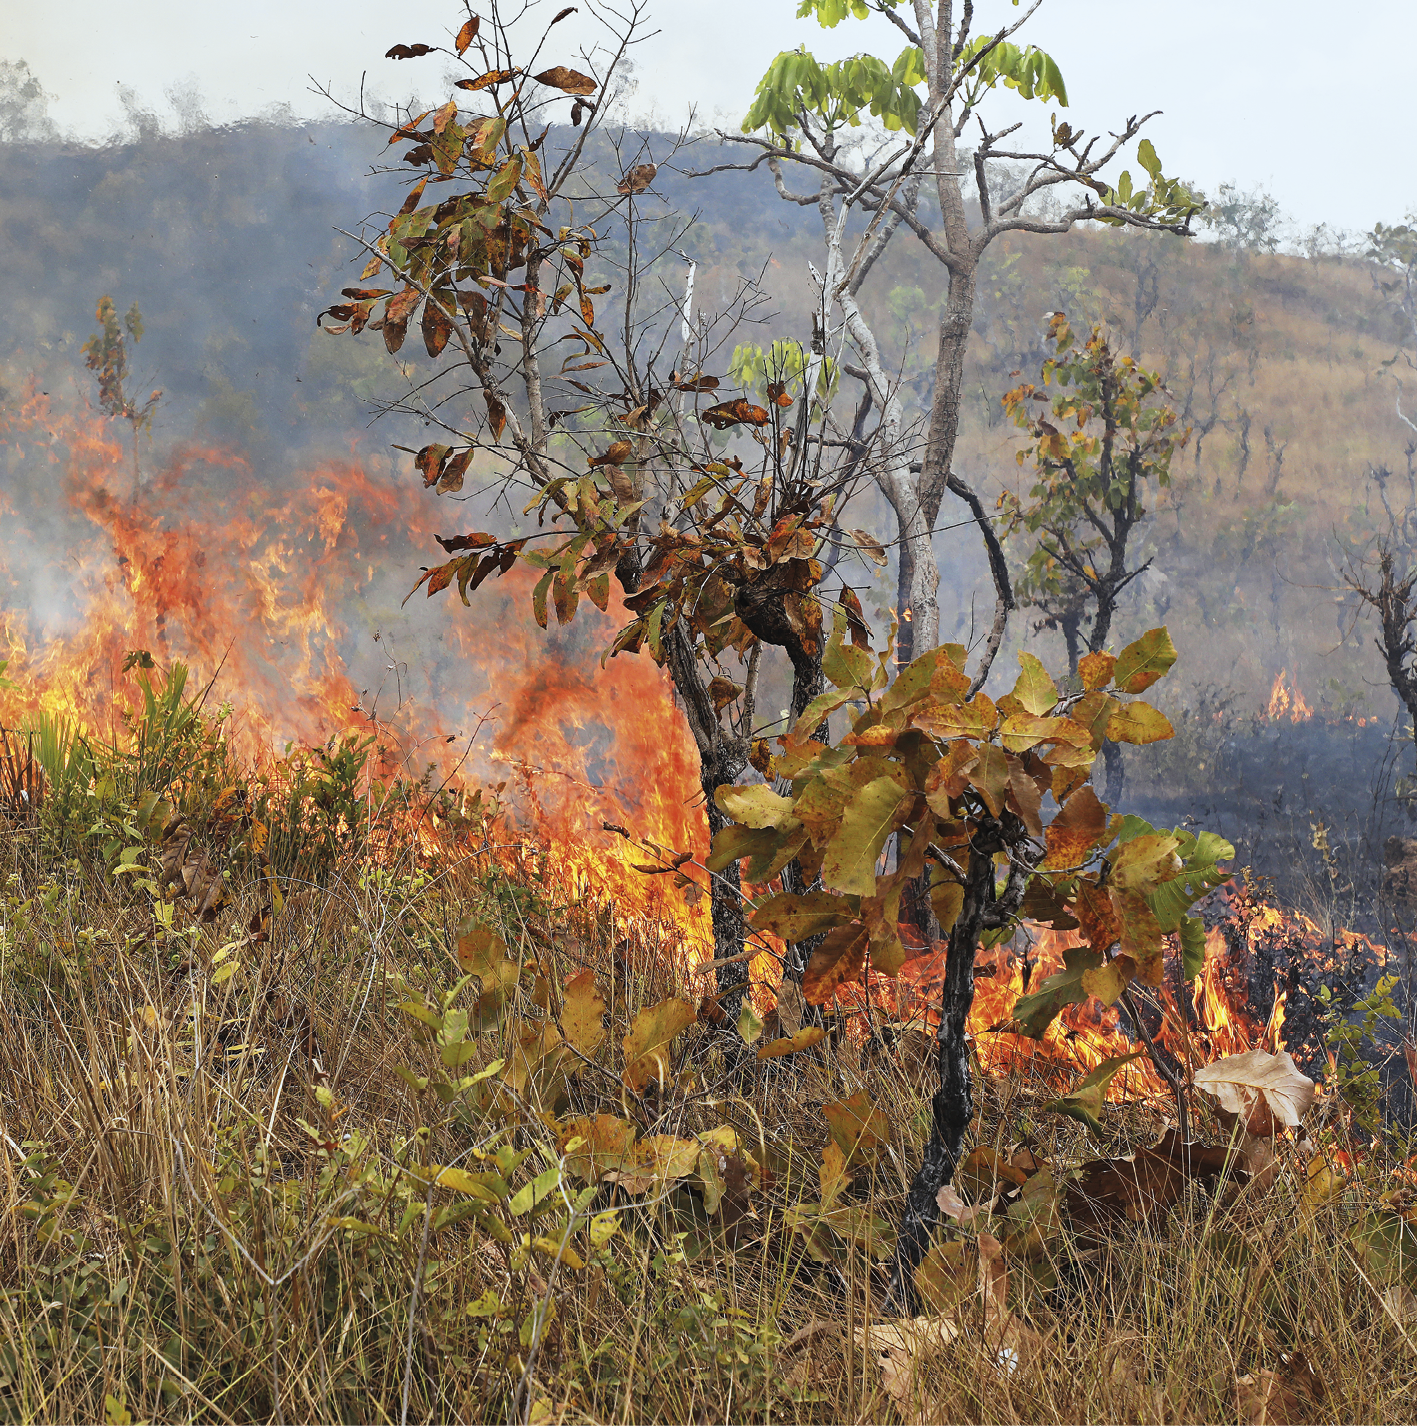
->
[743,44,926,137]
[1317,973,1402,1133]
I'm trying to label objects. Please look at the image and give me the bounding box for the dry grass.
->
[1,808,1415,1426]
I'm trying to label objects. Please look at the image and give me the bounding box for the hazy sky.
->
[7,0,1414,234]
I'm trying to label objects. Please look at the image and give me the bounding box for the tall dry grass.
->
[1,807,1415,1425]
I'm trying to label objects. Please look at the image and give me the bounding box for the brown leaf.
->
[1193,1049,1316,1137]
[421,297,453,357]
[1064,1129,1235,1230]
[1043,784,1107,870]
[382,286,420,354]
[415,443,452,487]
[454,16,479,53]
[616,162,658,195]
[385,43,433,59]
[455,69,517,91]
[700,396,770,429]
[561,969,606,1056]
[532,65,598,95]
[484,391,507,441]
[708,676,744,717]
[588,440,633,467]
[1235,1352,1325,1426]
[802,923,868,1004]
[672,372,720,393]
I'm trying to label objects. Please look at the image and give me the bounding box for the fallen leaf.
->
[1193,1049,1316,1136]
[1234,1351,1325,1425]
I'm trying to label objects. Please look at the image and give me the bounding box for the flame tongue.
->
[0,380,710,941]
[1266,669,1312,723]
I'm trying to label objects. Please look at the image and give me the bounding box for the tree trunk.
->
[662,622,749,1019]
[887,830,999,1309]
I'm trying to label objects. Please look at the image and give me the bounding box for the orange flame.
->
[1266,669,1312,722]
[0,378,710,946]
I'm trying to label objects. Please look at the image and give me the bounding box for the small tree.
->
[715,613,1229,1305]
[1000,316,1188,796]
[318,2,895,1016]
[82,295,161,504]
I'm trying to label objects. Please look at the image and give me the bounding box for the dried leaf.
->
[1193,1049,1316,1136]
[532,65,598,95]
[621,996,696,1093]
[616,162,658,194]
[561,969,605,1056]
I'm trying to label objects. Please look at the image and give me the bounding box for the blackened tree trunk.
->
[887,813,1032,1310]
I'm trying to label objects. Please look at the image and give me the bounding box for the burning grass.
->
[0,698,1416,1424]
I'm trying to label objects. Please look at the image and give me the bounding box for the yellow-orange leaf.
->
[1043,785,1107,870]
[757,1026,828,1060]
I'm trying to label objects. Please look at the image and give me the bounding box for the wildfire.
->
[1266,668,1312,722]
[0,378,711,942]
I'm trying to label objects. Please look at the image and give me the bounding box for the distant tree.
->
[82,296,162,504]
[1203,182,1285,254]
[1001,315,1189,796]
[1368,216,1417,439]
[0,60,57,144]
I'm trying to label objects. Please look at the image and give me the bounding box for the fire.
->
[0,377,710,943]
[1266,668,1312,722]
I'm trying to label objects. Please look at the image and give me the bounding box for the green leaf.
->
[737,999,765,1046]
[821,775,910,895]
[1146,828,1234,932]
[1043,1051,1144,1140]
[1179,915,1207,981]
[1137,137,1162,180]
[706,820,808,880]
[1008,942,1102,1038]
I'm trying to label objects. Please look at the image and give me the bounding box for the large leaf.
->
[821,775,911,895]
[1146,827,1234,931]
[1192,1049,1316,1136]
[1106,701,1174,745]
[622,997,697,1093]
[1012,652,1059,715]
[802,922,868,1004]
[748,890,853,940]
[714,782,796,828]
[757,1026,828,1060]
[1008,941,1103,1037]
[562,969,606,1056]
[1042,785,1107,870]
[1064,1129,1234,1230]
[1109,832,1181,892]
[823,1088,891,1166]
[1112,628,1178,694]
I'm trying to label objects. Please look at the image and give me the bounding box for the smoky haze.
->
[0,85,1414,907]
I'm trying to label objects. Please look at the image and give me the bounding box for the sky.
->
[5,0,1415,235]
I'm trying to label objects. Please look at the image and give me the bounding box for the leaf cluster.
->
[713,614,1232,1037]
